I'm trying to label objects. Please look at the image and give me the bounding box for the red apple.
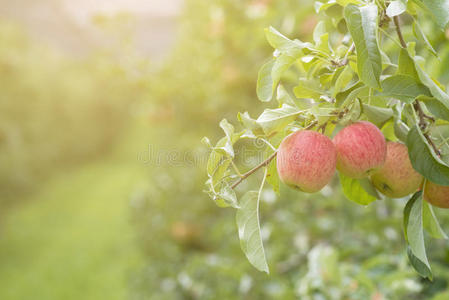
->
[424,181,449,208]
[371,142,423,198]
[333,121,386,178]
[277,130,336,193]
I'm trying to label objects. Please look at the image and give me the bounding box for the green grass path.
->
[0,157,145,299]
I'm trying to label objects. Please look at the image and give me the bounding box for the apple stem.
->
[231,151,277,189]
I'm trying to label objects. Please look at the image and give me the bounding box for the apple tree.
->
[203,0,449,278]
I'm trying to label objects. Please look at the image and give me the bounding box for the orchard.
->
[204,0,449,279]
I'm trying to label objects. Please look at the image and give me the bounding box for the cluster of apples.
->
[276,121,449,208]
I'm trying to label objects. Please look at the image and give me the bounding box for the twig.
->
[413,101,441,156]
[341,43,355,66]
[317,122,328,133]
[231,151,277,189]
[333,43,355,67]
[394,15,440,156]
[393,16,407,48]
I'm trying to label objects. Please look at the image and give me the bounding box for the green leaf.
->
[265,26,309,55]
[403,191,432,279]
[236,182,269,273]
[413,60,449,113]
[422,98,449,122]
[344,4,382,89]
[201,136,212,148]
[266,151,280,195]
[412,21,437,56]
[272,54,297,91]
[333,65,353,97]
[407,246,433,279]
[238,112,262,132]
[220,119,235,141]
[218,183,239,209]
[256,53,298,103]
[256,104,303,135]
[339,173,378,205]
[362,104,394,127]
[406,125,449,185]
[257,59,275,102]
[420,0,449,30]
[397,48,419,80]
[429,124,449,165]
[293,78,325,99]
[386,0,407,17]
[379,74,431,103]
[394,120,409,142]
[335,81,365,106]
[423,200,448,239]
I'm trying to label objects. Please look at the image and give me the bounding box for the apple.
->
[423,181,449,208]
[370,142,423,198]
[277,130,336,193]
[333,121,386,178]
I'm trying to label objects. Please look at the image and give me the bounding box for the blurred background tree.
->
[0,0,449,299]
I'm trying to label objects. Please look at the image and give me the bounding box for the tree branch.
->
[394,15,440,157]
[334,43,355,67]
[413,101,441,157]
[393,16,407,48]
[231,151,277,189]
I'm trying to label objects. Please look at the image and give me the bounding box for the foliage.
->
[203,0,449,280]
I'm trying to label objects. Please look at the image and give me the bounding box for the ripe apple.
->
[370,142,423,198]
[333,121,386,178]
[423,181,449,208]
[277,130,336,193]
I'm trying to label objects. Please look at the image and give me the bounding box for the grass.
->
[0,129,149,299]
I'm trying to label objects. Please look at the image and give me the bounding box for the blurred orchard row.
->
[2,0,449,299]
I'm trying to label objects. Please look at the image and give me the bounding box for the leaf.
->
[257,59,275,102]
[266,151,280,195]
[220,119,235,142]
[413,59,449,113]
[362,104,394,127]
[201,136,212,147]
[236,177,269,273]
[406,125,449,185]
[429,125,449,165]
[293,79,325,99]
[396,48,419,80]
[423,200,448,239]
[238,112,262,132]
[386,0,407,17]
[379,74,431,103]
[333,65,353,97]
[422,98,449,122]
[265,26,309,55]
[420,0,449,30]
[339,173,378,205]
[394,120,409,143]
[272,54,297,91]
[403,191,432,279]
[412,21,437,56]
[218,183,239,209]
[407,246,433,279]
[207,138,228,175]
[256,104,303,135]
[344,4,382,89]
